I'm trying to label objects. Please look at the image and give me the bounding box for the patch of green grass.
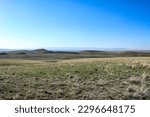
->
[0,57,150,99]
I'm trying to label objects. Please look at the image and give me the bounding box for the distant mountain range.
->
[0,48,150,60]
[0,47,127,52]
[0,47,150,53]
[46,47,127,51]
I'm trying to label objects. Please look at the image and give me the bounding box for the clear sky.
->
[0,0,150,49]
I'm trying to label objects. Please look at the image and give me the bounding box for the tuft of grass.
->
[129,77,142,85]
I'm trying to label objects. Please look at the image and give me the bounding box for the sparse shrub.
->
[143,75,150,82]
[143,88,150,99]
[129,77,141,85]
[65,73,74,79]
[126,85,138,93]
[96,79,108,86]
[124,85,140,99]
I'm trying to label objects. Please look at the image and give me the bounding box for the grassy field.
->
[0,57,150,100]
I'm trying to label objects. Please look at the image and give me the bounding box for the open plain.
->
[0,50,150,100]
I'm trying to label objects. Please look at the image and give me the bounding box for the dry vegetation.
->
[0,57,150,99]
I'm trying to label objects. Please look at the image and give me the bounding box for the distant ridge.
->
[46,47,127,51]
[0,48,150,52]
[32,49,53,53]
[0,48,150,60]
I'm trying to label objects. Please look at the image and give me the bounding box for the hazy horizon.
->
[0,0,150,49]
[0,47,150,52]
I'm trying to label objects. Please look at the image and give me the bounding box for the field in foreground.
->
[0,57,150,100]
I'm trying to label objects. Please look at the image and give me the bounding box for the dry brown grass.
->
[0,57,150,99]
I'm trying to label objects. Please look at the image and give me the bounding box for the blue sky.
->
[0,0,150,49]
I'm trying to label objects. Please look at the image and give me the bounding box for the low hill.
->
[0,49,150,60]
[32,49,53,53]
[119,51,150,57]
